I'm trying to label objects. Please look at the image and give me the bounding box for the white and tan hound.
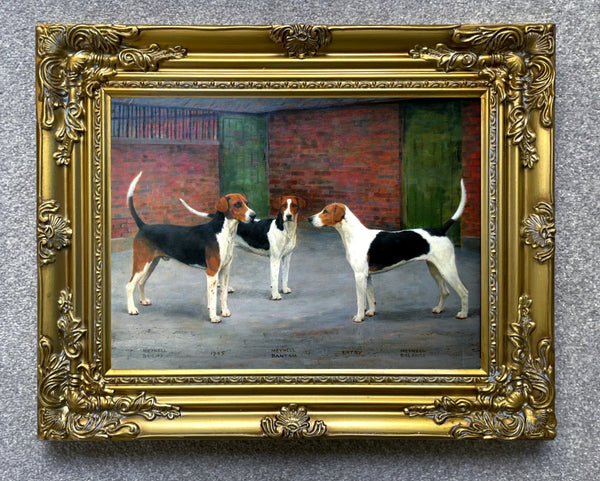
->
[126,172,255,323]
[180,195,306,300]
[308,180,468,323]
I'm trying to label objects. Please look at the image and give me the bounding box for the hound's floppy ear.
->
[296,197,307,209]
[270,195,283,210]
[216,196,229,213]
[332,204,346,223]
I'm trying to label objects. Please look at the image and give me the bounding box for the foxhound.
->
[126,172,255,323]
[308,180,468,323]
[180,195,306,300]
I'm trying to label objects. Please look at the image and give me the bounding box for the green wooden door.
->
[402,100,463,244]
[219,114,269,217]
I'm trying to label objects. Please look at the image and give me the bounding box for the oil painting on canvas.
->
[109,96,482,370]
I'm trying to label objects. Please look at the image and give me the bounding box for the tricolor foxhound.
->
[308,181,468,323]
[126,172,255,323]
[180,195,306,300]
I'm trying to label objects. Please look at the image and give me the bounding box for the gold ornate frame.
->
[36,24,555,440]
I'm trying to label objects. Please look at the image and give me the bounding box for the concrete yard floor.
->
[111,228,481,370]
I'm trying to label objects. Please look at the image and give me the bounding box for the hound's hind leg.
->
[127,260,154,315]
[427,261,450,314]
[127,239,158,315]
[430,258,468,319]
[138,257,160,306]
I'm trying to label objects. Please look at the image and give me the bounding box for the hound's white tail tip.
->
[451,179,467,220]
[127,171,143,199]
[179,198,210,217]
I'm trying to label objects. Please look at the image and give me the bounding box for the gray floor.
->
[111,227,481,370]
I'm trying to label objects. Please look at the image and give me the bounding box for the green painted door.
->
[219,114,270,217]
[402,100,463,244]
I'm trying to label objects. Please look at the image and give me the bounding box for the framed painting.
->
[36,24,556,440]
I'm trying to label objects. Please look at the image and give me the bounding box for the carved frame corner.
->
[410,24,555,169]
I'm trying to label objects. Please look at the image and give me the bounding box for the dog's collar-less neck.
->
[335,208,366,231]
[207,211,239,235]
[275,212,297,235]
[335,208,368,245]
[221,216,239,235]
[283,217,297,238]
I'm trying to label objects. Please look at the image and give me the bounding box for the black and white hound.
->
[180,195,305,300]
[308,181,468,323]
[126,172,255,323]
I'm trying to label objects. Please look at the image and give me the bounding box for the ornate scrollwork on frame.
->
[521,201,555,263]
[38,289,180,440]
[37,199,72,266]
[411,24,554,168]
[405,295,555,439]
[261,404,328,439]
[36,25,186,165]
[270,25,332,58]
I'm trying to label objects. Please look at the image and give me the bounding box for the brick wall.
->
[268,103,402,229]
[111,139,220,239]
[111,100,481,239]
[461,100,481,238]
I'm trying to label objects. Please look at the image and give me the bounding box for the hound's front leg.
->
[206,274,220,323]
[353,270,368,323]
[269,255,282,300]
[281,253,293,294]
[219,261,232,318]
[366,274,376,317]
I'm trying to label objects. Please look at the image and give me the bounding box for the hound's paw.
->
[140,299,152,306]
[210,316,222,324]
[352,315,365,323]
[128,308,139,315]
[432,307,444,314]
[270,293,282,301]
[282,287,292,294]
[456,311,468,319]
[221,308,231,317]
[365,309,376,317]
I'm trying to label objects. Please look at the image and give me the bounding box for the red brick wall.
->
[461,100,481,238]
[268,103,402,229]
[269,100,480,236]
[111,140,220,239]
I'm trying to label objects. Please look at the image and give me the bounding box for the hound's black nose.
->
[307,216,314,224]
[250,213,256,221]
[286,214,293,221]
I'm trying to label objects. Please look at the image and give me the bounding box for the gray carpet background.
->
[1,1,598,479]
